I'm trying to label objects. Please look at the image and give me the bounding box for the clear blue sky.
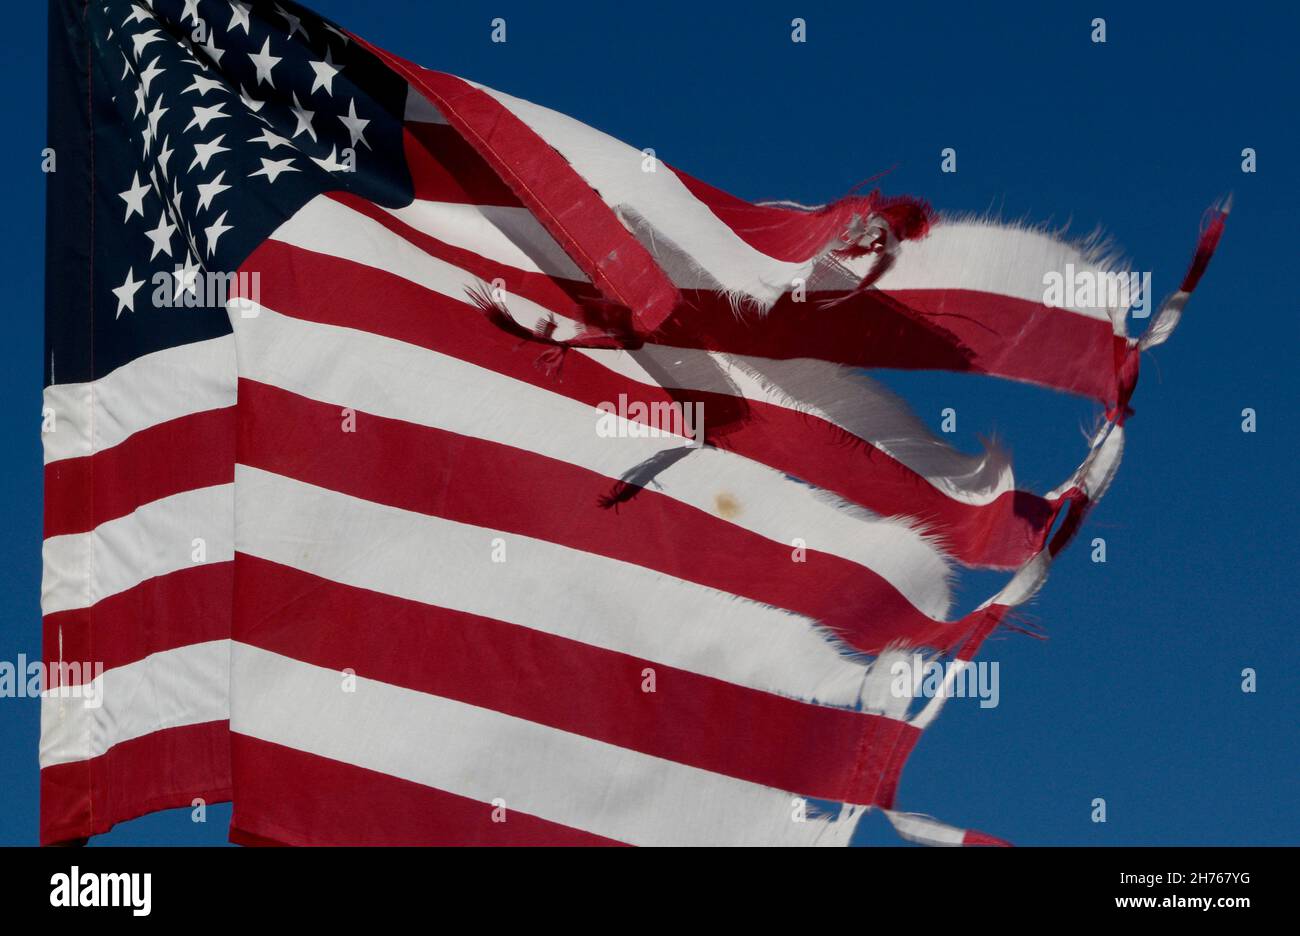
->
[2,0,1295,846]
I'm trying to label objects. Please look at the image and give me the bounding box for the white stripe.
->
[235,464,884,712]
[470,81,812,308]
[381,200,587,280]
[42,336,236,465]
[39,640,229,768]
[909,657,976,731]
[579,346,1017,506]
[949,423,1129,629]
[231,302,954,620]
[231,643,861,846]
[877,221,1125,328]
[1077,422,1126,501]
[41,485,234,615]
[883,809,967,847]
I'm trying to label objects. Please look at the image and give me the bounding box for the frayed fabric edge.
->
[878,198,1229,846]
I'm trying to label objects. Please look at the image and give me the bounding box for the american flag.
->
[41,0,1225,845]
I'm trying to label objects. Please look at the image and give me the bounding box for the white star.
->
[338,99,371,149]
[182,73,225,97]
[131,29,162,61]
[322,21,350,46]
[121,52,134,81]
[274,2,308,40]
[204,211,233,256]
[180,0,201,25]
[195,171,231,211]
[289,92,316,142]
[249,127,293,150]
[249,156,299,183]
[138,56,164,95]
[185,101,227,133]
[123,6,151,26]
[172,253,201,301]
[238,84,266,117]
[228,1,252,35]
[200,30,224,68]
[143,211,177,259]
[157,134,174,178]
[146,94,168,138]
[118,172,150,221]
[308,49,341,96]
[133,83,147,118]
[112,267,145,318]
[247,37,281,88]
[189,134,230,171]
[311,145,348,173]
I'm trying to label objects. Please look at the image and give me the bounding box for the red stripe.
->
[41,562,232,681]
[672,167,915,264]
[658,287,1123,404]
[1181,205,1228,293]
[872,728,921,809]
[230,734,622,846]
[40,720,231,845]
[672,169,850,261]
[953,606,1009,662]
[233,553,920,806]
[237,378,953,654]
[963,828,1013,847]
[243,230,1056,568]
[43,407,235,537]
[876,289,1123,403]
[356,42,680,332]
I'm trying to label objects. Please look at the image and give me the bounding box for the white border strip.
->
[41,484,234,616]
[39,639,230,768]
[42,336,236,466]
